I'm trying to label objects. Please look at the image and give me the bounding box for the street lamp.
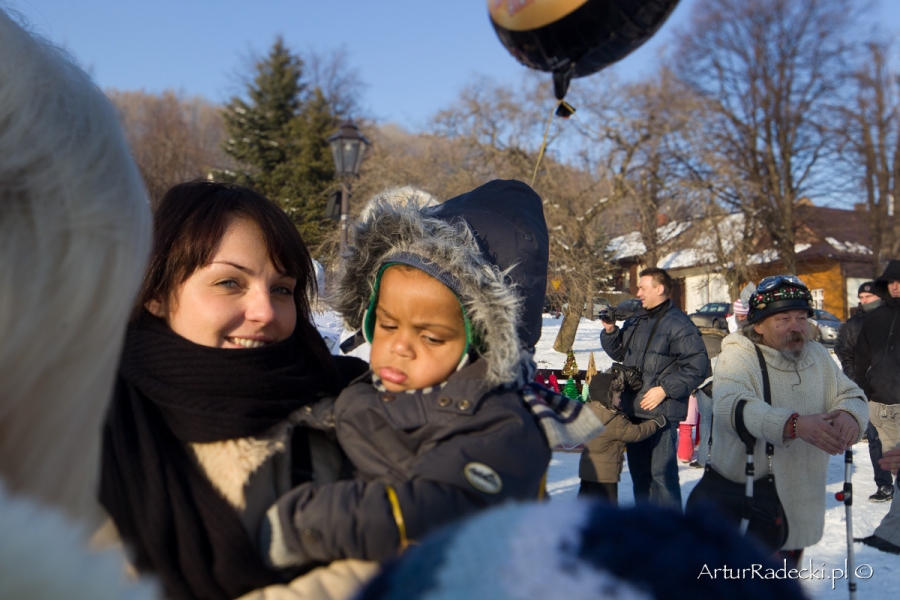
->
[327,120,370,253]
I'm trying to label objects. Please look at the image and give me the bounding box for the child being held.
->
[578,372,665,505]
[261,180,602,574]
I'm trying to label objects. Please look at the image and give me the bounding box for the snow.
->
[826,237,873,255]
[538,316,897,600]
[315,309,896,597]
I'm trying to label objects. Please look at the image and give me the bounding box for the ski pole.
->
[834,448,856,600]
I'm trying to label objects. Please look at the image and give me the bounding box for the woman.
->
[100,181,368,600]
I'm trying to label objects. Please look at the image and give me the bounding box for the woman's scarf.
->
[100,314,365,600]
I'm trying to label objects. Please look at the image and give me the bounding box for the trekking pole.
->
[740,451,753,535]
[834,449,856,600]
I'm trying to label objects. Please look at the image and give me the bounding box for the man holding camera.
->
[600,267,709,509]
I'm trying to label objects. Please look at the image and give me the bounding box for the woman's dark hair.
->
[137,181,334,370]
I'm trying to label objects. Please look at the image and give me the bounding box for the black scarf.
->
[100,314,365,600]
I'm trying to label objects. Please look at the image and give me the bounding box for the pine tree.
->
[562,377,580,401]
[220,38,339,248]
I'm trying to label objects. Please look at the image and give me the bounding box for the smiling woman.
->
[99,181,370,600]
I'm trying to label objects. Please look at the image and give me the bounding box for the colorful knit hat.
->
[732,299,749,316]
[748,275,814,324]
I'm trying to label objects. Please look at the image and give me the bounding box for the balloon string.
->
[569,111,605,140]
[531,100,562,186]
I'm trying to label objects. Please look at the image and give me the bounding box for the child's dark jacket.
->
[270,358,551,565]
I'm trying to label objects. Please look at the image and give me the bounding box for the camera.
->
[611,362,643,393]
[597,307,619,323]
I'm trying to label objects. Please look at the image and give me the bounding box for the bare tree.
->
[303,46,368,120]
[840,41,900,272]
[672,0,857,273]
[108,90,228,206]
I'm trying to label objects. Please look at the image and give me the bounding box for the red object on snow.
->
[547,373,561,393]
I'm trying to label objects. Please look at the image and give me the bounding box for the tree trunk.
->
[553,287,587,353]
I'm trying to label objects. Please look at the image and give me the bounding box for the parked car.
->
[809,309,842,346]
[560,297,612,319]
[688,302,732,331]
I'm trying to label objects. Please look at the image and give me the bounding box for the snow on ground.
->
[540,315,896,600]
[316,309,896,597]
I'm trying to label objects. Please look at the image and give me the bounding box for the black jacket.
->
[600,299,709,420]
[834,300,881,379]
[268,359,551,567]
[854,296,900,405]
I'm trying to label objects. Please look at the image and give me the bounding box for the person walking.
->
[599,267,709,509]
[834,281,893,503]
[711,275,867,564]
[854,261,900,554]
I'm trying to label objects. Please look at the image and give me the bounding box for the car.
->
[809,309,842,345]
[559,297,612,319]
[688,302,732,331]
[610,298,643,321]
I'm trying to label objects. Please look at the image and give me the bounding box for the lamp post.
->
[327,120,370,253]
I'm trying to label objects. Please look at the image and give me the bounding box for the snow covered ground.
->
[315,310,897,598]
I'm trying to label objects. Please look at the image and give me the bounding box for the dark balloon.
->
[489,0,680,99]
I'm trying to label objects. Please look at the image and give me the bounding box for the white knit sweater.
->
[710,333,868,550]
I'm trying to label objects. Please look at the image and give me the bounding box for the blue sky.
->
[7,0,704,129]
[7,1,899,131]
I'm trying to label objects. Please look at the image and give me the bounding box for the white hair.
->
[0,10,151,528]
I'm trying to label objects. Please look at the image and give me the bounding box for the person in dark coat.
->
[834,280,893,502]
[599,267,709,509]
[578,372,664,505]
[854,260,900,554]
[260,182,603,576]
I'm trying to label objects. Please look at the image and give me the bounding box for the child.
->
[261,180,602,573]
[578,372,665,505]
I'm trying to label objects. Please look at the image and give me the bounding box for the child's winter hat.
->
[335,181,547,386]
[732,298,749,316]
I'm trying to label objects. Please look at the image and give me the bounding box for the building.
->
[607,203,878,320]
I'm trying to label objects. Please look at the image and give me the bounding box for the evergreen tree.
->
[220,38,338,248]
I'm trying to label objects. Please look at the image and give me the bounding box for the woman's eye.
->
[273,285,295,296]
[216,279,239,289]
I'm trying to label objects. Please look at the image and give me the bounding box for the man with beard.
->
[710,275,867,564]
[854,260,900,554]
[835,281,894,503]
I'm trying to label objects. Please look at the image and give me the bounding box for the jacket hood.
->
[334,184,538,386]
[432,180,549,349]
[877,259,900,284]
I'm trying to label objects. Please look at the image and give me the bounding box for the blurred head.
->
[637,268,672,310]
[857,281,879,305]
[139,181,317,348]
[732,298,749,322]
[0,11,151,526]
[368,265,468,392]
[876,261,900,298]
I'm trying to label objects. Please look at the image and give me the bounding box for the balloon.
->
[489,0,681,101]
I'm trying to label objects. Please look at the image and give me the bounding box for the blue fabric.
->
[626,419,682,510]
